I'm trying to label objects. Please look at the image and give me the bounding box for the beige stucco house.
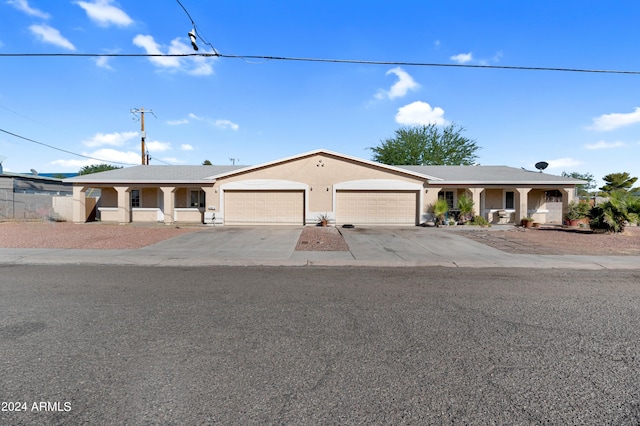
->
[65,149,584,226]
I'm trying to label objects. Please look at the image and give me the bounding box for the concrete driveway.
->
[1,225,638,269]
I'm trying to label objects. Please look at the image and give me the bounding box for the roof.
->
[398,165,587,185]
[65,165,246,184]
[207,149,443,181]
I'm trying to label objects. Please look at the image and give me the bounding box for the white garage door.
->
[336,191,418,225]
[224,190,304,225]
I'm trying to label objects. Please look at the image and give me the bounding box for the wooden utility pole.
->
[131,108,154,165]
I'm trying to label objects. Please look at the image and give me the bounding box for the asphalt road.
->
[1,265,639,424]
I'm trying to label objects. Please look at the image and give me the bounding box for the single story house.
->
[65,149,585,226]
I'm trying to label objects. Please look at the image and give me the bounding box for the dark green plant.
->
[78,163,122,175]
[432,199,449,226]
[565,200,590,220]
[468,215,489,226]
[457,194,474,222]
[589,191,634,233]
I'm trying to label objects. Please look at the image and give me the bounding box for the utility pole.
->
[131,108,155,165]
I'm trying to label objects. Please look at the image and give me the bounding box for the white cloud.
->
[189,113,203,120]
[395,101,447,126]
[450,52,472,64]
[584,140,626,150]
[375,67,420,100]
[29,24,75,51]
[132,35,215,75]
[7,0,50,19]
[75,0,133,27]
[159,157,186,164]
[82,131,137,147]
[146,140,171,152]
[181,144,194,151]
[215,119,239,131]
[93,56,113,70]
[50,148,139,169]
[167,119,189,126]
[546,158,583,170]
[589,107,640,131]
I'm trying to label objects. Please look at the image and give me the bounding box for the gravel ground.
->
[0,222,200,249]
[458,225,640,256]
[1,221,639,255]
[295,226,350,251]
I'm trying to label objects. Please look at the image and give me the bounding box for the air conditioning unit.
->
[204,212,215,224]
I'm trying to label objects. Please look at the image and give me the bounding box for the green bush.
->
[468,215,490,226]
[589,191,636,233]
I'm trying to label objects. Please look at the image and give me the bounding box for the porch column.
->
[160,186,176,224]
[424,187,442,221]
[72,185,87,223]
[114,186,131,224]
[468,187,484,217]
[515,188,531,223]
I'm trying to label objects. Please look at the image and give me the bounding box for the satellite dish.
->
[534,161,549,172]
[30,169,39,176]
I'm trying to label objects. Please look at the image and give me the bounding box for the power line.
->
[1,52,639,75]
[0,127,138,166]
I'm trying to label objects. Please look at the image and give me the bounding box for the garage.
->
[336,190,418,225]
[224,190,304,225]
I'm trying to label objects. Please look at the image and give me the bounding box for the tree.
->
[599,172,638,193]
[561,171,596,197]
[78,163,122,175]
[370,123,480,165]
[202,160,212,165]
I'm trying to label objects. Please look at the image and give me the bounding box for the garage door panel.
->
[225,191,304,225]
[336,191,417,225]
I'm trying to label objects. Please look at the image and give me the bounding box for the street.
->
[1,265,639,424]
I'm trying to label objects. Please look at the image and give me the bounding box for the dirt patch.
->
[295,226,350,251]
[0,221,200,249]
[459,226,640,256]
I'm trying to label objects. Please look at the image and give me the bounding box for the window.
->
[190,190,205,208]
[438,191,455,209]
[545,190,562,202]
[505,191,514,209]
[131,189,140,208]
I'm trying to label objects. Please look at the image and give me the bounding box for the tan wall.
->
[53,196,97,222]
[175,188,188,208]
[175,209,202,223]
[132,209,158,222]
[484,189,503,210]
[100,188,118,207]
[214,153,424,214]
[141,188,158,208]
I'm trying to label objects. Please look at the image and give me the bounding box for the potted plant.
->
[565,200,590,226]
[433,199,449,227]
[317,213,329,227]
[456,194,474,224]
[521,217,535,228]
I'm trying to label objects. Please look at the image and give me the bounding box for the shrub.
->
[468,215,490,226]
[589,191,635,233]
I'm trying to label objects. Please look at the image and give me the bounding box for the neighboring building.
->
[0,171,73,220]
[65,149,585,226]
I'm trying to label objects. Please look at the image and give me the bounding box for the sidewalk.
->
[0,226,638,269]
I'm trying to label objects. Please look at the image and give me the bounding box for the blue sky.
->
[1,1,639,187]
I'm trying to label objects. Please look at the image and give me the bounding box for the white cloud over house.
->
[28,24,75,50]
[146,140,171,152]
[81,131,137,147]
[215,119,239,131]
[395,101,447,126]
[75,0,133,27]
[7,0,50,19]
[50,148,139,169]
[584,140,626,150]
[132,35,214,76]
[589,107,640,131]
[375,67,420,100]
[450,52,472,64]
[181,144,194,151]
[546,157,583,170]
